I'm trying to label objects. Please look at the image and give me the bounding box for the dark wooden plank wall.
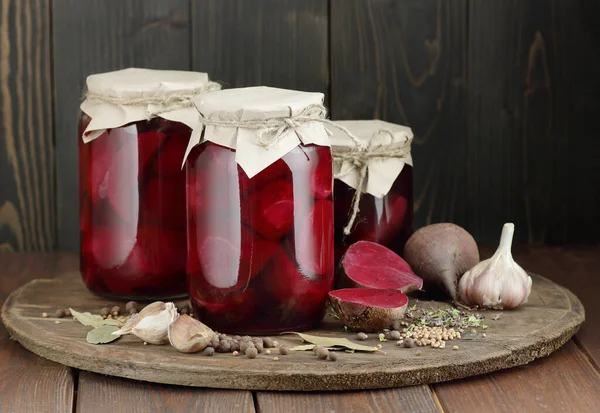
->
[1,0,598,251]
[0,0,54,252]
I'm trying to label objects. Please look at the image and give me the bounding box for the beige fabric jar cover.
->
[80,67,221,142]
[184,86,365,178]
[330,119,413,234]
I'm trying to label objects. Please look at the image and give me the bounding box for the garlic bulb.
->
[168,314,214,353]
[458,223,532,309]
[112,301,178,344]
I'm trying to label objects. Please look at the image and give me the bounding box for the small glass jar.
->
[186,87,334,334]
[331,120,414,260]
[79,68,218,299]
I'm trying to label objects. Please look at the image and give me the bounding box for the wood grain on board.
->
[434,341,600,413]
[466,0,600,245]
[508,246,600,372]
[0,0,55,252]
[1,269,583,391]
[256,385,442,413]
[191,0,328,95]
[77,372,255,413]
[330,0,468,229]
[0,253,77,413]
[52,0,192,251]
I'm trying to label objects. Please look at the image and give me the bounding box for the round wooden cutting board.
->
[1,272,584,391]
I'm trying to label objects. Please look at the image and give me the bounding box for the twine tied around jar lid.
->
[84,81,222,118]
[194,102,367,151]
[333,130,412,235]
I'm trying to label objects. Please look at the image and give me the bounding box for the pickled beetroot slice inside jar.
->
[203,143,290,195]
[193,231,278,290]
[193,287,259,328]
[351,192,408,243]
[137,130,168,174]
[295,199,334,275]
[88,135,122,203]
[126,226,186,276]
[311,158,333,199]
[243,179,295,240]
[106,139,140,224]
[141,178,186,229]
[265,248,332,316]
[83,225,137,270]
[152,135,188,177]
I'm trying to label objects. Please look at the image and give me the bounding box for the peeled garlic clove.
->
[112,301,178,344]
[458,223,532,309]
[168,314,214,353]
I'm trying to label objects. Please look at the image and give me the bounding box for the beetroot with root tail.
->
[339,241,423,293]
[403,223,479,301]
[328,288,408,332]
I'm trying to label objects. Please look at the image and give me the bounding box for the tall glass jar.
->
[79,68,219,299]
[331,120,414,261]
[185,87,335,334]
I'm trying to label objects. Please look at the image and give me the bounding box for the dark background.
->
[1,0,599,252]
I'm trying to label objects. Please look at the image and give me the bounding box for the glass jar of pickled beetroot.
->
[79,68,219,299]
[185,86,335,333]
[331,120,414,261]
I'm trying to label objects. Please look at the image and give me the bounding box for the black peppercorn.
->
[55,309,65,318]
[203,347,215,356]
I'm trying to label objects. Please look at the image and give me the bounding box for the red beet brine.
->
[331,120,414,260]
[79,68,219,299]
[185,86,336,334]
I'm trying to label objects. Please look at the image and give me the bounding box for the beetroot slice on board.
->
[243,179,295,240]
[328,288,408,332]
[340,241,422,293]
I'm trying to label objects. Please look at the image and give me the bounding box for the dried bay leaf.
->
[70,308,122,328]
[290,344,317,351]
[86,325,120,344]
[282,332,380,353]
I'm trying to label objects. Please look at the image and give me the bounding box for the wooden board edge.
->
[0,276,585,391]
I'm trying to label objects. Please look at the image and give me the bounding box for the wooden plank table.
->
[1,247,599,413]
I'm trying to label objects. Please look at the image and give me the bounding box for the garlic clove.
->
[458,223,532,309]
[168,314,214,353]
[112,301,178,344]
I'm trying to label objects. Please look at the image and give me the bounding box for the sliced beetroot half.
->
[340,241,422,293]
[243,179,295,240]
[328,288,408,332]
[295,199,334,275]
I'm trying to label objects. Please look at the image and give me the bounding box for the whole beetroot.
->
[403,223,479,300]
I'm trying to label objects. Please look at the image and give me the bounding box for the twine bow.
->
[196,103,367,151]
[333,130,411,235]
[84,81,222,118]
